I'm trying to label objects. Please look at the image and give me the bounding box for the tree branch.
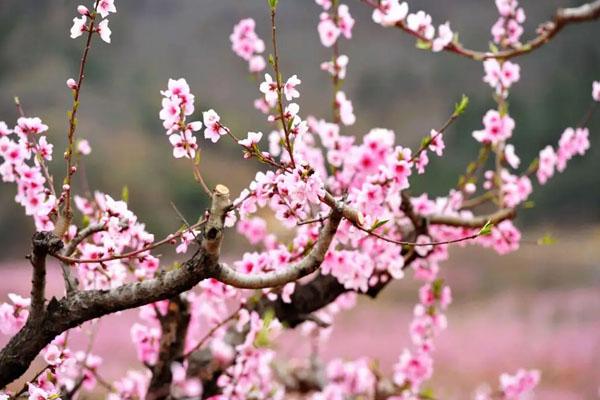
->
[60,223,106,294]
[363,0,600,60]
[29,232,64,319]
[212,209,342,289]
[146,296,190,400]
[428,208,516,228]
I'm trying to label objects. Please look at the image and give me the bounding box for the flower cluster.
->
[472,110,515,145]
[316,2,354,47]
[483,59,521,97]
[476,369,540,400]
[536,127,590,185]
[70,0,116,43]
[159,78,202,159]
[371,1,454,52]
[491,0,526,46]
[392,280,452,395]
[0,117,56,230]
[230,19,266,73]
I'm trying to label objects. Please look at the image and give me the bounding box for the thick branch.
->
[29,232,64,319]
[147,296,191,400]
[212,210,342,289]
[0,186,230,388]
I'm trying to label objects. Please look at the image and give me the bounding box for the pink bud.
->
[62,184,71,191]
[77,5,89,16]
[66,78,78,90]
[70,166,77,174]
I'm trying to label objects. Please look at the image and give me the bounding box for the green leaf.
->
[268,54,275,67]
[82,214,90,228]
[121,185,129,203]
[254,308,275,348]
[453,94,469,117]
[523,200,535,209]
[489,42,499,53]
[478,219,494,236]
[537,233,557,246]
[416,39,432,50]
[267,0,278,10]
[370,219,389,231]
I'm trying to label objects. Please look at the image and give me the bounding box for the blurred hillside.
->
[0,0,599,258]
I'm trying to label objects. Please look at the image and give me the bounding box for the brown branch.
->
[60,222,106,294]
[62,3,100,234]
[429,208,515,228]
[146,296,191,400]
[213,209,342,289]
[29,232,64,319]
[362,0,600,60]
[0,186,229,388]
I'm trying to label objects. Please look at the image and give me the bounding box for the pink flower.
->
[432,22,453,52]
[36,136,53,161]
[249,55,266,73]
[321,54,349,79]
[77,139,92,155]
[169,130,198,159]
[337,5,355,39]
[393,349,433,388]
[504,143,520,168]
[203,110,226,143]
[0,122,12,137]
[472,110,515,144]
[230,19,265,61]
[259,74,279,106]
[483,59,520,94]
[372,0,408,27]
[238,131,263,148]
[159,96,181,130]
[592,80,600,102]
[77,5,89,16]
[97,0,117,19]
[500,369,540,399]
[97,19,112,44]
[315,0,332,10]
[284,75,301,101]
[318,14,340,47]
[406,11,435,41]
[556,127,590,172]
[428,129,444,156]
[70,16,87,39]
[15,117,48,137]
[336,91,355,125]
[66,78,78,90]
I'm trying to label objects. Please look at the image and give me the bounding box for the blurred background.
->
[0,0,599,398]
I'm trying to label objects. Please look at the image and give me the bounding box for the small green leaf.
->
[121,185,129,203]
[416,39,432,50]
[478,219,494,236]
[82,214,90,228]
[453,94,469,117]
[489,42,499,53]
[523,200,535,209]
[268,54,275,66]
[254,308,275,348]
[267,0,278,10]
[537,233,557,246]
[420,136,431,148]
[370,219,389,231]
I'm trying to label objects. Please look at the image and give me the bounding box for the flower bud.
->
[77,5,89,16]
[66,78,78,90]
